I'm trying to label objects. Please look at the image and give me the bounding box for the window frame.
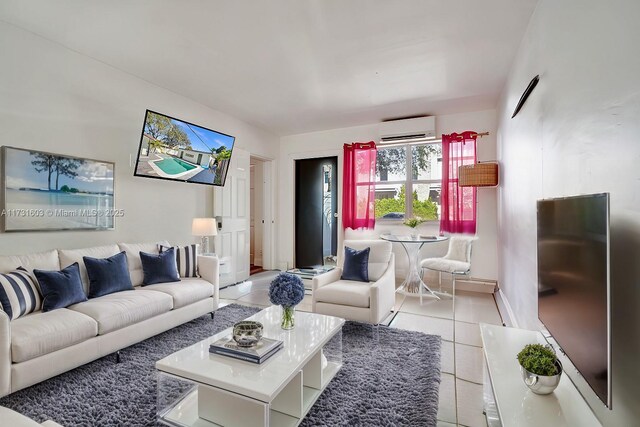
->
[375,140,442,222]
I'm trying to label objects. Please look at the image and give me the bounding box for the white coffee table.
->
[156,306,345,427]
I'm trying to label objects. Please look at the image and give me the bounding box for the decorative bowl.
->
[520,360,563,395]
[232,321,263,347]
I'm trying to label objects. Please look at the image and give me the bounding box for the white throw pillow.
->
[159,244,200,278]
[0,267,42,320]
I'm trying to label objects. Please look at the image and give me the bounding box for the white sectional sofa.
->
[0,242,219,397]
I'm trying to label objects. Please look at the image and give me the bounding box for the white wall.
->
[277,109,498,280]
[497,0,640,424]
[0,22,278,255]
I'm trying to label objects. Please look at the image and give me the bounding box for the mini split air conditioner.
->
[379,116,436,143]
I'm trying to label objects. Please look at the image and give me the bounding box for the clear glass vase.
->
[281,306,295,330]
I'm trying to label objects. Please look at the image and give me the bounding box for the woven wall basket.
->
[458,162,499,187]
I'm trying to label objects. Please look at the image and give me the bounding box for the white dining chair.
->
[420,235,477,299]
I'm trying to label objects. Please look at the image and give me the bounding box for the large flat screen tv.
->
[537,193,610,408]
[134,110,235,186]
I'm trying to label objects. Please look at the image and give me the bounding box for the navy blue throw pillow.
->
[341,246,370,282]
[84,251,133,298]
[34,263,88,312]
[140,247,180,286]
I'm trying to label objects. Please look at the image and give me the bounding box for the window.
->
[374,142,442,221]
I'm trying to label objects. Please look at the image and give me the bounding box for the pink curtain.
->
[342,141,377,230]
[440,131,477,234]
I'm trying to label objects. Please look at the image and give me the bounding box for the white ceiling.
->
[0,0,538,136]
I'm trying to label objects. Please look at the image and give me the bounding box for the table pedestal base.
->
[395,241,440,302]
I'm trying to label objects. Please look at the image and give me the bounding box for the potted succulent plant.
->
[517,343,563,394]
[268,273,305,330]
[403,216,425,238]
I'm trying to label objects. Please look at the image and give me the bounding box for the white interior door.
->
[213,147,250,285]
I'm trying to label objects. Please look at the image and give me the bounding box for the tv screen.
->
[537,193,610,407]
[134,110,235,186]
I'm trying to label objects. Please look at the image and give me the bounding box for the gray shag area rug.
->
[0,304,441,426]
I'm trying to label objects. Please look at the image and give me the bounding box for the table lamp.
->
[192,218,217,255]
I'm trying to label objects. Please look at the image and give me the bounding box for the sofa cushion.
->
[0,250,60,275]
[313,280,371,308]
[0,268,42,320]
[34,263,88,312]
[68,289,173,335]
[143,278,214,309]
[118,242,170,287]
[84,251,133,298]
[59,245,121,292]
[140,249,180,285]
[11,309,98,363]
[159,244,200,278]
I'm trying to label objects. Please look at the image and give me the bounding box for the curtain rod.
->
[451,131,490,140]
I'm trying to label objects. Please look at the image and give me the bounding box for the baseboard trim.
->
[455,278,497,294]
[495,289,518,328]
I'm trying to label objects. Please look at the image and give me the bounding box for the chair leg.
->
[210,311,215,320]
[115,350,121,364]
[371,323,380,342]
[419,269,423,305]
[438,271,442,293]
[452,274,456,295]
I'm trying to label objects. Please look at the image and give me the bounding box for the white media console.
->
[480,324,602,427]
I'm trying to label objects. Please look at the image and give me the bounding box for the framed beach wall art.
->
[1,146,116,232]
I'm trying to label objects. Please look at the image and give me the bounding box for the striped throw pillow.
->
[0,267,42,320]
[159,244,199,278]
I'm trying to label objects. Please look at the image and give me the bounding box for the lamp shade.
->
[192,218,218,236]
[458,162,499,187]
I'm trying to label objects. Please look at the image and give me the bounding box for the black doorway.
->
[295,157,338,268]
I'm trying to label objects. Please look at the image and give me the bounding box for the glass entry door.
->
[295,157,338,268]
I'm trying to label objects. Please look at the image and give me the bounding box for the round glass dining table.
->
[380,233,449,300]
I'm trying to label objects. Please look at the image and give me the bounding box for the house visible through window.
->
[375,141,442,221]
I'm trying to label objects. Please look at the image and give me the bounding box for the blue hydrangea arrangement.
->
[269,273,305,329]
[269,273,305,307]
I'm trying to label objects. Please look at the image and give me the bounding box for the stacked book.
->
[287,266,335,279]
[209,336,283,364]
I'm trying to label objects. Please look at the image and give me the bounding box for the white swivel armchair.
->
[312,240,395,325]
[420,235,477,295]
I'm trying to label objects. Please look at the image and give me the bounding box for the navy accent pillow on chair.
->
[84,251,134,298]
[140,247,181,285]
[341,246,370,282]
[34,263,88,312]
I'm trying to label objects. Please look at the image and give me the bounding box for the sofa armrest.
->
[312,268,342,292]
[198,256,220,308]
[0,310,11,397]
[369,253,396,324]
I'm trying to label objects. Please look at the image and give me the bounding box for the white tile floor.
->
[219,271,503,427]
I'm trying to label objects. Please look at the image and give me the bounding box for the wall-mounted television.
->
[134,110,235,186]
[537,193,610,408]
